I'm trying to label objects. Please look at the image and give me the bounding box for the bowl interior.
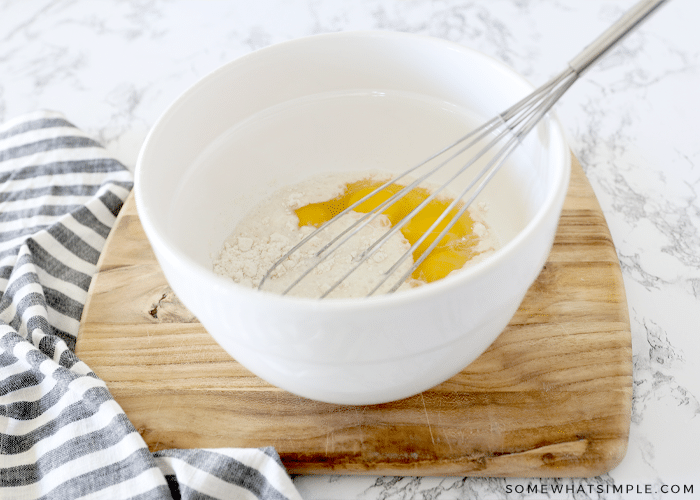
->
[137,31,564,298]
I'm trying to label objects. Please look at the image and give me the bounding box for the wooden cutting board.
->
[76,155,632,477]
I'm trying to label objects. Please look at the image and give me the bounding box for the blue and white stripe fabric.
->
[0,111,301,500]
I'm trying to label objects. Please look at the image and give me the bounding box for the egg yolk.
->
[294,178,480,283]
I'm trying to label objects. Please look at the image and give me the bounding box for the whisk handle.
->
[568,0,670,75]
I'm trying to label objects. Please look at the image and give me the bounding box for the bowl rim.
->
[134,29,571,312]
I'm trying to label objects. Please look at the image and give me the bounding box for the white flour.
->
[213,171,499,298]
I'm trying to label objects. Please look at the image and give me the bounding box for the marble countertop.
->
[2,0,697,498]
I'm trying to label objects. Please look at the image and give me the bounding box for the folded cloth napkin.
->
[0,111,302,500]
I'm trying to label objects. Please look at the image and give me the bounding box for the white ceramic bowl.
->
[135,31,570,405]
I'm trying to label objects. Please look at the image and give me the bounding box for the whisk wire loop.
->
[265,69,603,298]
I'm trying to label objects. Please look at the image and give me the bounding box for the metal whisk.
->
[259,0,669,298]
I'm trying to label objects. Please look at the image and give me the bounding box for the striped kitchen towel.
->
[0,111,302,500]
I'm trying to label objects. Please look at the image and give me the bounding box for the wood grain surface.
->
[76,155,632,477]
